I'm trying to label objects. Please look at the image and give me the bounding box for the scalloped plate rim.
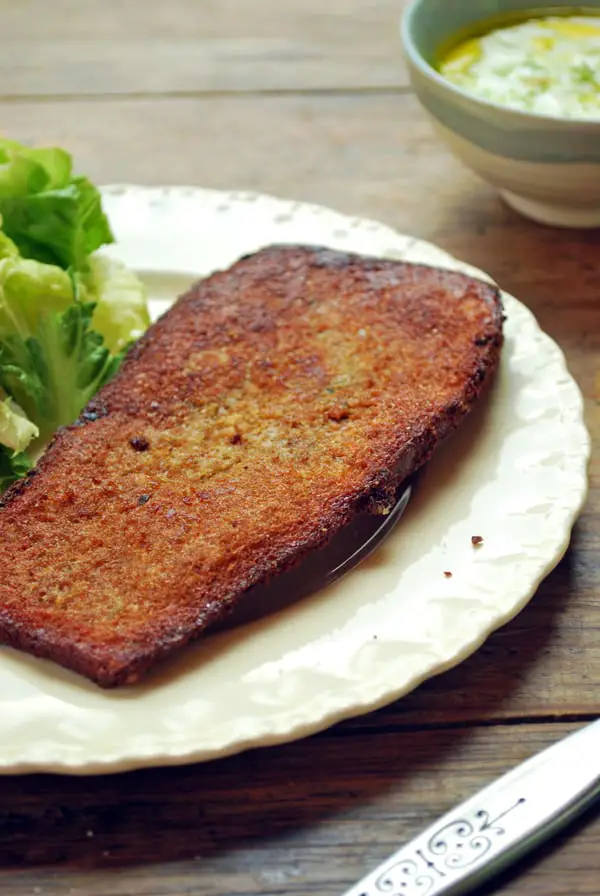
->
[0,185,590,775]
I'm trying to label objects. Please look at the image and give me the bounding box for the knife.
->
[342,719,600,896]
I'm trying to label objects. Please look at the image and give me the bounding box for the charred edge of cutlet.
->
[239,245,505,297]
[0,409,113,509]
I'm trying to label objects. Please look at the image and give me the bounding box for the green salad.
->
[0,138,150,490]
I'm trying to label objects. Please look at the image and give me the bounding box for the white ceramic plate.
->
[0,187,590,775]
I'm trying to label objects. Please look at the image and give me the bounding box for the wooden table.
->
[1,2,598,894]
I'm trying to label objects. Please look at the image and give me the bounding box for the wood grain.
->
[0,724,598,895]
[1,1,599,894]
[1,0,411,96]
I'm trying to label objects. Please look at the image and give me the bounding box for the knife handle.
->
[343,720,600,896]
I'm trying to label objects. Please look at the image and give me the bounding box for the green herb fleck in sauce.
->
[439,15,600,119]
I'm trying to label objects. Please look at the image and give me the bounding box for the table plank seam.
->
[0,86,415,103]
[335,712,598,737]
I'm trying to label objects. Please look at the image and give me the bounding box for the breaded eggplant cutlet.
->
[0,245,503,687]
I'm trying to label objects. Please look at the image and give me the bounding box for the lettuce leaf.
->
[0,391,38,452]
[0,254,120,445]
[0,254,75,338]
[81,254,150,354]
[0,139,151,492]
[0,445,31,492]
[0,139,114,270]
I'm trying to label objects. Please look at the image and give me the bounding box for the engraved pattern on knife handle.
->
[359,799,526,896]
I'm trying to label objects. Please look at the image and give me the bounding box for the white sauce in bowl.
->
[439,15,600,119]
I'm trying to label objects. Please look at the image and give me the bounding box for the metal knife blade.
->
[342,719,600,896]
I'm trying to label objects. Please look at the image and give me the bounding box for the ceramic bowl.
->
[400,0,600,228]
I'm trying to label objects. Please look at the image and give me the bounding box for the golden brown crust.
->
[0,245,503,687]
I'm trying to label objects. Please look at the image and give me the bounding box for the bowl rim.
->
[399,0,600,129]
